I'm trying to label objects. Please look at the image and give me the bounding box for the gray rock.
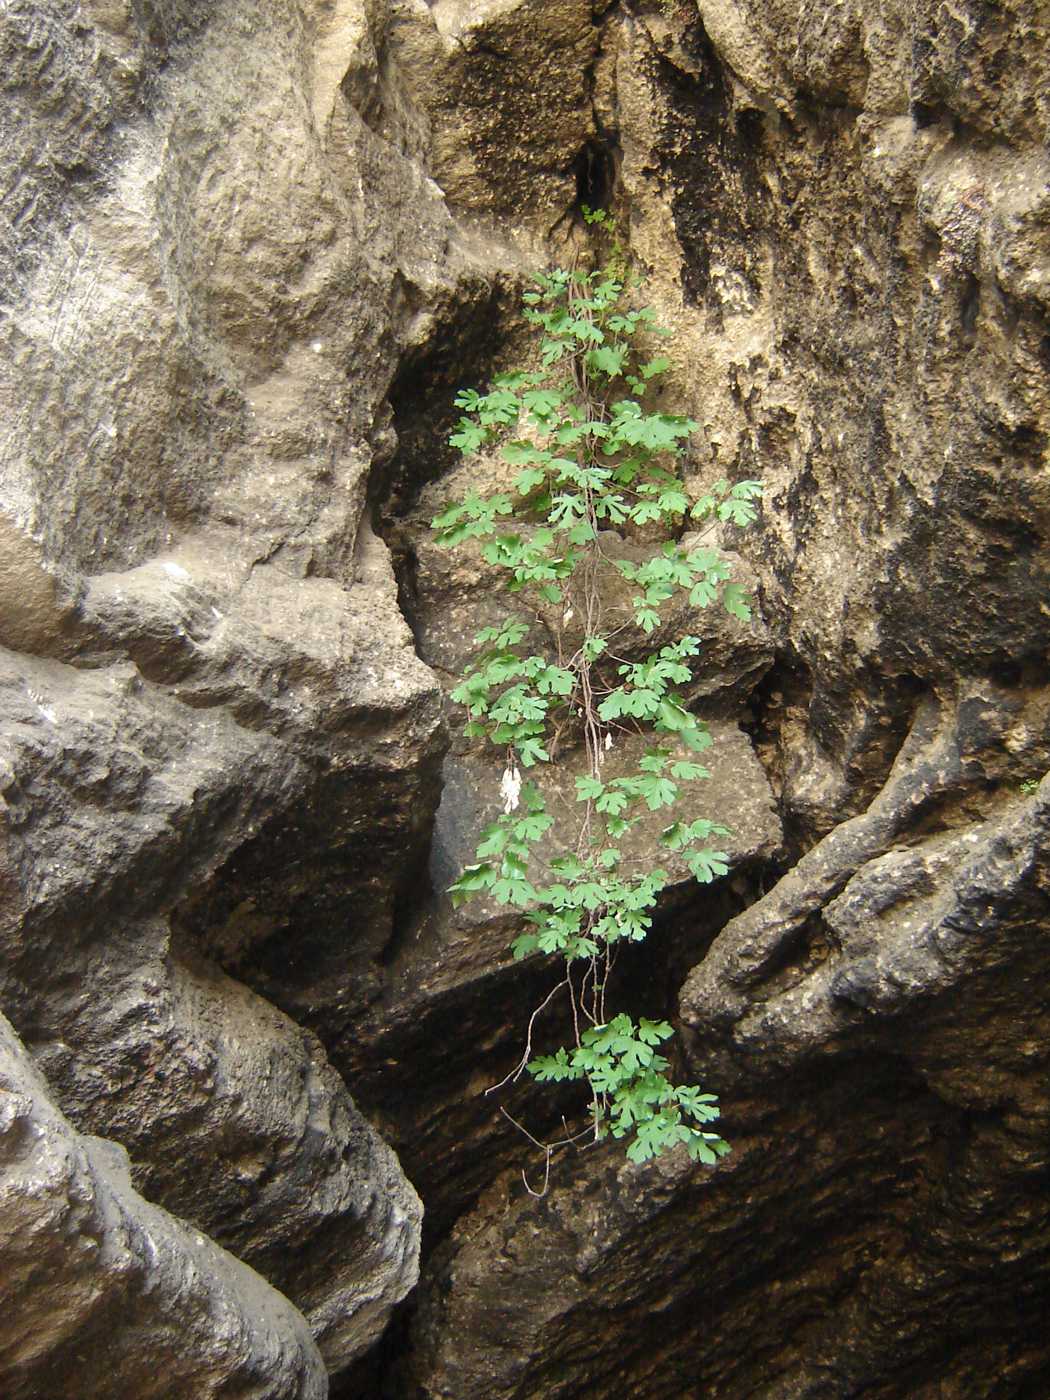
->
[0,1010,327,1400]
[0,643,424,1367]
[384,0,598,223]
[680,681,1050,1036]
[335,710,780,1245]
[381,1,1050,1392]
[1,0,464,1374]
[4,0,1050,1391]
[408,462,774,709]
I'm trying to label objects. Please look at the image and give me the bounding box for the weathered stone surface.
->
[403,451,774,709]
[0,509,81,657]
[407,757,1050,1397]
[682,680,1050,1031]
[4,0,1050,1391]
[0,0,462,1376]
[0,1010,327,1400]
[606,0,1050,835]
[321,410,780,1248]
[372,0,1050,1393]
[384,0,598,224]
[681,685,1050,1079]
[330,716,779,1244]
[0,642,424,1367]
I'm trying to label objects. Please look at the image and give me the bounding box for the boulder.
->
[0,1010,327,1400]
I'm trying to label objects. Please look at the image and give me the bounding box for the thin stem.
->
[499,1106,596,1198]
[486,977,570,1093]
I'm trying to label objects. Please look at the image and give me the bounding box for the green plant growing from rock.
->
[581,203,630,282]
[432,257,761,1186]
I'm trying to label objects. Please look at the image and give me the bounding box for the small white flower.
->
[500,765,522,813]
[598,731,613,768]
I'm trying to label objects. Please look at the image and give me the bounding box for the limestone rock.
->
[335,714,780,1247]
[680,683,1050,1081]
[0,1010,327,1400]
[0,509,80,658]
[1,0,467,1376]
[385,0,598,223]
[0,644,424,1368]
[405,454,774,708]
[605,0,1050,834]
[4,0,1050,1391]
[407,740,1050,1398]
[379,1,1050,1392]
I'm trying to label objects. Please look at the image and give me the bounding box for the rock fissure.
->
[2,0,1049,1394]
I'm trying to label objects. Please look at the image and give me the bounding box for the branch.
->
[486,977,570,1094]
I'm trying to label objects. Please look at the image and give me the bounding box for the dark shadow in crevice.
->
[738,650,816,861]
[741,651,932,859]
[573,137,617,214]
[367,275,517,645]
[644,11,767,313]
[370,279,514,533]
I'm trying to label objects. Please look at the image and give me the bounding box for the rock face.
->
[606,0,1050,833]
[0,1010,327,1400]
[0,0,456,1386]
[409,698,1050,1398]
[2,0,1048,1396]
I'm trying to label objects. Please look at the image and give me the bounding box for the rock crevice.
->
[2,0,1048,1395]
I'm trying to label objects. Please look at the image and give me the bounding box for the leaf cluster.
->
[530,1014,730,1164]
[433,264,762,1169]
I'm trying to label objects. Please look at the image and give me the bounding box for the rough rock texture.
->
[0,1010,327,1400]
[390,0,599,224]
[402,449,775,707]
[0,0,466,1385]
[607,0,1050,835]
[2,0,1049,1395]
[0,602,426,1369]
[334,712,780,1250]
[409,693,1050,1397]
[380,0,1050,1395]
